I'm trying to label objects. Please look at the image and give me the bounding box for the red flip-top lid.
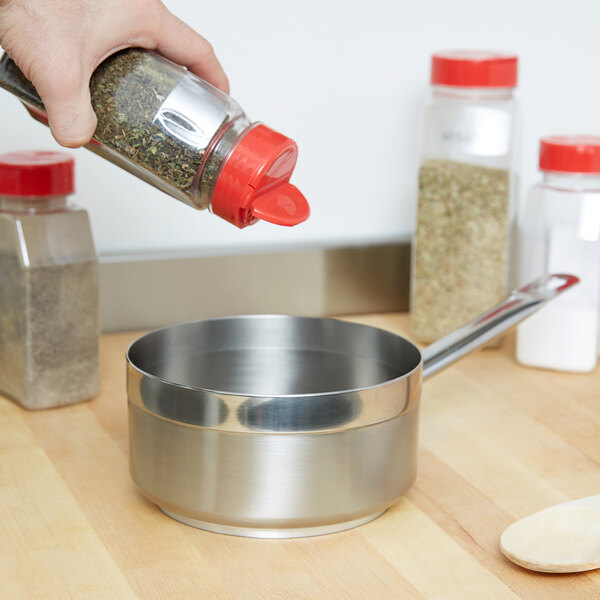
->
[431,51,518,88]
[211,124,310,228]
[0,150,74,196]
[539,136,600,173]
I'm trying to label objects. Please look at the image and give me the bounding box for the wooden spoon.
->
[500,494,600,573]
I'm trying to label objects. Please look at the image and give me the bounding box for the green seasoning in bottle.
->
[0,49,310,229]
[411,51,518,342]
[411,159,510,342]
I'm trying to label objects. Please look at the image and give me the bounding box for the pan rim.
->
[126,314,423,400]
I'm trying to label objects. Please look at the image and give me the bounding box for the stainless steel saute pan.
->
[127,274,577,538]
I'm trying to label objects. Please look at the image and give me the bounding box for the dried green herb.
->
[90,49,204,195]
[0,49,228,203]
[411,159,510,342]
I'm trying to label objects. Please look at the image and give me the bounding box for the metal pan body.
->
[127,315,423,538]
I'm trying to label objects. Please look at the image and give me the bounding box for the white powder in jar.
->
[516,303,598,372]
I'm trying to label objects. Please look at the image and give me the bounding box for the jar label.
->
[424,105,512,158]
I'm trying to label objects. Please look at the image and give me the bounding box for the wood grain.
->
[1,314,599,599]
[500,494,600,573]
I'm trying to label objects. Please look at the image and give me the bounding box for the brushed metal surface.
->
[129,404,419,537]
[127,315,421,537]
[158,509,387,539]
[126,276,577,538]
[100,242,410,332]
[422,274,580,378]
[127,316,422,433]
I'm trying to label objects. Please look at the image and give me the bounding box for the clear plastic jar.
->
[0,151,99,409]
[0,49,309,229]
[411,51,519,342]
[516,136,600,372]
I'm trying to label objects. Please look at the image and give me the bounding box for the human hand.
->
[0,0,229,147]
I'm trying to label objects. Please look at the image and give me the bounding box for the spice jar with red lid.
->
[0,48,309,229]
[411,51,519,342]
[0,150,99,409]
[516,136,600,372]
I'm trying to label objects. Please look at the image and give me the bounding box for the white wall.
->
[0,0,599,257]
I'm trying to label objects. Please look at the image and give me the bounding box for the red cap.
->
[0,150,74,196]
[431,51,518,88]
[211,124,310,228]
[539,136,600,173]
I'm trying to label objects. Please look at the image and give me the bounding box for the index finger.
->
[153,8,229,94]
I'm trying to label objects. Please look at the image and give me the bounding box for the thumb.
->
[33,61,97,148]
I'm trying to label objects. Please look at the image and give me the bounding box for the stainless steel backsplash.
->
[99,242,410,332]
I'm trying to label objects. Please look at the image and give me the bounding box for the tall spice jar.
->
[411,51,519,342]
[0,151,100,409]
[0,49,309,229]
[516,137,600,372]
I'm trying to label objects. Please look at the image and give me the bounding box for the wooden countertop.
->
[3,313,600,599]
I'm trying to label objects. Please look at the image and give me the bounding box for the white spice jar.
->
[516,136,600,372]
[0,151,99,408]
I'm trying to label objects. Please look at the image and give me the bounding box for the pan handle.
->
[421,274,579,380]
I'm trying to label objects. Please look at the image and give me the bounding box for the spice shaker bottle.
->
[0,49,309,229]
[516,137,600,372]
[0,151,99,409]
[411,51,519,342]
